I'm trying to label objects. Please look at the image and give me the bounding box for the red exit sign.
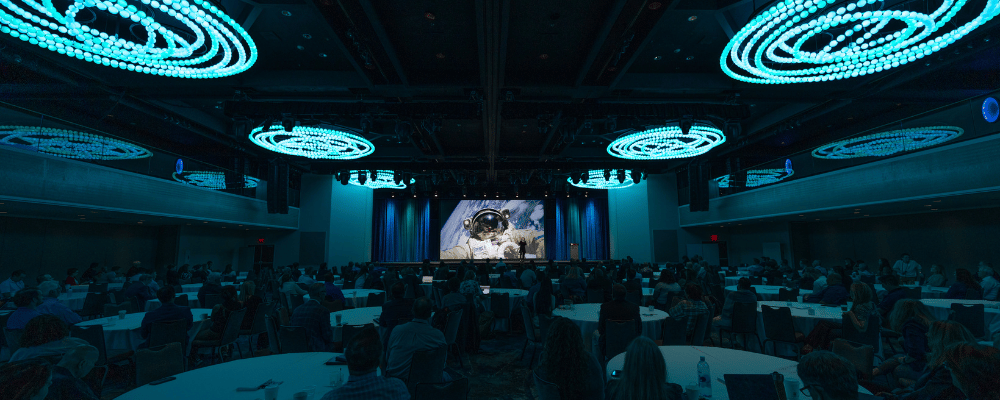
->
[257,238,265,244]
[710,235,719,242]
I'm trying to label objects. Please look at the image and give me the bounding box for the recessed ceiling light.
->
[688,16,698,21]
[302,34,312,39]
[296,45,305,51]
[686,56,695,61]
[424,12,436,20]
[436,53,445,59]
[653,55,662,61]
[281,10,292,17]
[539,54,549,60]
[319,53,328,58]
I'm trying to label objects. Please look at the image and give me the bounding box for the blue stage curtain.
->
[553,198,609,260]
[373,198,430,262]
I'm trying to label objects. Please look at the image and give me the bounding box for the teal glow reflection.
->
[250,125,374,160]
[812,126,963,159]
[567,169,636,189]
[0,125,151,160]
[172,171,259,189]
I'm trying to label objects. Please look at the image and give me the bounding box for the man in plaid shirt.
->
[289,283,334,352]
[321,327,409,400]
[668,283,711,337]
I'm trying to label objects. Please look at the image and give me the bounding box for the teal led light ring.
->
[607,125,726,160]
[812,126,963,159]
[0,125,152,159]
[721,0,1000,84]
[0,0,258,78]
[348,170,413,189]
[173,171,259,189]
[250,125,375,160]
[566,169,636,189]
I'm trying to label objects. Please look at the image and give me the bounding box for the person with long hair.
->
[803,282,880,352]
[10,314,91,362]
[945,268,982,300]
[878,321,978,400]
[873,300,935,385]
[560,267,587,303]
[942,343,1000,400]
[652,270,681,308]
[534,317,604,400]
[238,281,263,330]
[534,272,554,318]
[607,336,682,400]
[0,359,53,400]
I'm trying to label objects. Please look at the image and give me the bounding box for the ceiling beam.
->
[357,0,409,86]
[574,0,630,87]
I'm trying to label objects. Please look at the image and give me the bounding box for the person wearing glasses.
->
[797,351,860,400]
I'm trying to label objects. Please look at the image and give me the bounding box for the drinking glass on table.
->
[335,314,342,325]
[118,310,126,319]
[329,370,344,387]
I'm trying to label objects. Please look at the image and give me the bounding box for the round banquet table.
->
[180,282,238,293]
[419,281,447,297]
[483,288,528,331]
[873,284,948,299]
[76,308,212,351]
[337,289,385,308]
[330,307,382,342]
[605,346,872,399]
[69,285,90,293]
[116,352,347,400]
[106,282,124,291]
[920,299,1000,335]
[725,285,813,302]
[144,292,200,312]
[58,292,88,310]
[553,303,669,354]
[754,301,843,354]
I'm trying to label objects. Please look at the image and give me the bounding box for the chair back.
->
[174,295,189,307]
[533,371,561,400]
[662,315,689,346]
[406,346,448,396]
[69,325,108,365]
[80,293,109,318]
[102,302,135,317]
[730,302,758,334]
[341,323,374,349]
[203,294,224,310]
[964,289,982,300]
[431,286,444,309]
[4,329,23,354]
[537,314,554,341]
[219,308,248,346]
[949,303,986,339]
[108,289,124,304]
[902,287,922,300]
[841,313,880,350]
[366,292,385,307]
[520,305,537,342]
[767,277,784,286]
[148,319,190,349]
[760,305,797,343]
[490,292,511,318]
[414,377,470,400]
[287,293,305,311]
[777,288,799,302]
[277,325,311,353]
[586,289,604,304]
[88,283,108,293]
[129,296,143,313]
[831,339,875,381]
[625,291,642,306]
[444,309,464,346]
[248,302,276,335]
[297,283,309,291]
[604,319,638,360]
[690,312,711,346]
[135,342,185,386]
[265,313,282,354]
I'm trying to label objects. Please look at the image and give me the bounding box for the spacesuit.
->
[442,208,544,260]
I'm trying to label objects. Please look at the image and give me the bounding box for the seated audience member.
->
[298,268,317,285]
[893,254,923,284]
[1,270,28,298]
[805,273,848,305]
[797,351,859,400]
[941,343,1000,400]
[433,263,450,281]
[520,264,537,289]
[812,260,828,276]
[140,286,193,344]
[587,268,614,303]
[878,274,907,318]
[80,264,99,285]
[459,270,483,295]
[320,327,409,400]
[606,336,683,400]
[378,282,414,346]
[123,274,157,309]
[812,269,829,294]
[354,266,369,289]
[668,283,711,340]
[803,283,879,352]
[532,274,555,322]
[0,359,54,400]
[747,258,765,276]
[400,268,421,300]
[944,268,982,300]
[384,297,447,380]
[534,316,604,400]
[876,320,975,398]
[925,265,947,288]
[7,288,43,330]
[560,267,587,303]
[164,265,180,286]
[191,285,243,361]
[221,265,236,280]
[35,281,81,325]
[288,283,334,352]
[440,278,467,312]
[323,273,346,303]
[714,278,757,329]
[63,269,79,286]
[279,273,308,296]
[10,314,91,362]
[978,265,998,301]
[198,273,225,307]
[623,269,643,294]
[873,299,935,385]
[599,284,641,358]
[48,345,100,400]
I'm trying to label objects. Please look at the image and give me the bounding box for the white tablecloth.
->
[920,299,1000,335]
[76,308,212,351]
[144,293,200,312]
[553,303,669,353]
[117,352,347,400]
[725,286,813,302]
[483,288,528,331]
[309,289,384,308]
[107,283,124,291]
[330,307,382,342]
[179,282,238,293]
[874,284,948,299]
[58,292,88,310]
[605,346,871,399]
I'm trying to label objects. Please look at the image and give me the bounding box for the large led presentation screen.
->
[440,200,545,260]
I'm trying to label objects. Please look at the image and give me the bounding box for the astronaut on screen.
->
[441,208,544,260]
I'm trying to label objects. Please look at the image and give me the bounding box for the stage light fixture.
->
[349,169,413,189]
[0,125,152,160]
[281,116,296,132]
[568,169,636,189]
[607,124,725,160]
[812,126,963,159]
[580,172,589,184]
[616,169,626,183]
[173,171,259,189]
[249,125,374,159]
[0,0,258,78]
[338,171,350,185]
[393,171,403,185]
[603,169,612,181]
[721,0,1000,84]
[630,170,642,183]
[679,116,693,135]
[983,97,999,123]
[571,174,580,185]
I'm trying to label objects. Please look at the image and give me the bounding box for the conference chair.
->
[625,290,643,306]
[949,303,986,339]
[414,377,470,400]
[444,309,465,368]
[661,315,688,346]
[203,294,224,310]
[103,302,136,317]
[87,283,108,293]
[148,319,191,350]
[586,289,604,304]
[406,347,448,397]
[718,302,760,351]
[192,308,247,364]
[241,302,276,356]
[604,320,638,362]
[777,288,799,302]
[264,313,282,354]
[902,287,922,300]
[366,292,385,307]
[79,293,109,319]
[340,323,374,352]
[135,343,185,386]
[490,292,511,331]
[841,314,883,362]
[276,325,311,353]
[760,305,804,360]
[519,305,543,367]
[287,293,305,312]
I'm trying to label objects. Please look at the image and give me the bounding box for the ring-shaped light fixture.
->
[714,174,732,188]
[983,97,999,123]
[715,167,795,188]
[721,0,1000,84]
[348,170,413,189]
[812,126,963,159]
[172,171,259,189]
[0,125,151,160]
[567,169,636,189]
[250,125,374,160]
[0,0,257,78]
[607,125,725,160]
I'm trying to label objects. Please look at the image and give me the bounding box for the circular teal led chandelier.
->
[567,169,636,189]
[172,171,259,189]
[0,125,151,159]
[250,125,374,160]
[349,170,412,189]
[812,125,963,159]
[715,168,795,188]
[0,0,257,78]
[607,125,726,160]
[721,0,1000,84]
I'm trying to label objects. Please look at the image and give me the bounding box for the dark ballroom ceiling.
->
[2,0,1000,195]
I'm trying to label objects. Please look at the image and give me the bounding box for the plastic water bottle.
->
[697,356,713,398]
